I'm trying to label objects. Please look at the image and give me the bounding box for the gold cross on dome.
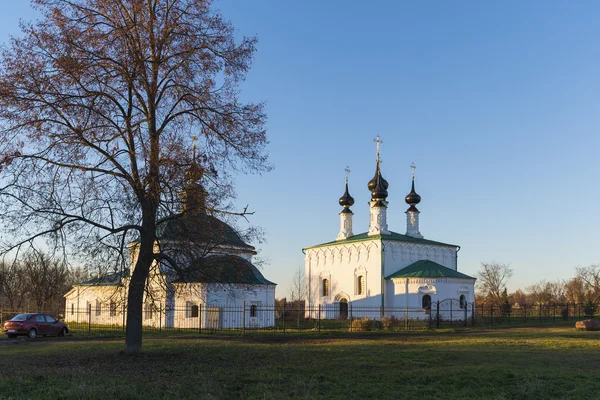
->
[344,166,350,184]
[411,162,416,180]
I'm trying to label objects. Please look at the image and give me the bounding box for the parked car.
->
[3,313,69,339]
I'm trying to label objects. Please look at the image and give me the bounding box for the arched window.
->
[322,279,330,296]
[95,299,102,316]
[422,294,431,310]
[250,305,257,317]
[71,303,74,316]
[460,295,466,309]
[191,304,199,318]
[357,275,365,295]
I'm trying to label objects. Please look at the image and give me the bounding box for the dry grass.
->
[1,326,599,399]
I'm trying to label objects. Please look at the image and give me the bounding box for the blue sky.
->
[2,1,599,298]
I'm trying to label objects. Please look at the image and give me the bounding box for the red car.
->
[3,313,69,339]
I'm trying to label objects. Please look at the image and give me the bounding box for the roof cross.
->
[344,166,350,184]
[411,162,416,180]
[374,135,382,162]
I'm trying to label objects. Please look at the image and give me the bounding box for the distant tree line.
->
[0,251,86,315]
[476,262,600,306]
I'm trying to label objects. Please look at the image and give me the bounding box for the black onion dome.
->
[368,162,388,201]
[367,162,389,192]
[339,182,355,207]
[405,179,421,205]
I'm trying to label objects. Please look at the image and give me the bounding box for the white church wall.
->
[383,241,457,277]
[305,240,383,318]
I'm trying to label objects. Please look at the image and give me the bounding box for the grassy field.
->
[1,325,599,399]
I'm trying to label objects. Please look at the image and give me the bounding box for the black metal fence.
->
[1,301,597,335]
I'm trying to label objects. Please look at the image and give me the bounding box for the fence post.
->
[450,300,453,327]
[318,304,321,334]
[464,303,467,327]
[88,303,92,333]
[242,301,246,335]
[122,303,126,331]
[539,304,542,322]
[553,304,556,322]
[429,304,432,329]
[490,304,493,327]
[198,304,202,335]
[436,300,440,329]
[566,303,569,320]
[524,303,527,323]
[282,300,286,334]
[405,305,409,330]
[159,304,162,332]
[350,304,353,332]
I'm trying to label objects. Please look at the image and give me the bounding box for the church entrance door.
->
[339,299,348,320]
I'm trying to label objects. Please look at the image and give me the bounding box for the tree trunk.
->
[124,233,154,354]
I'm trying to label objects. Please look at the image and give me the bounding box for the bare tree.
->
[526,280,566,305]
[476,262,513,304]
[289,266,307,302]
[22,251,70,313]
[0,261,28,311]
[575,265,600,302]
[0,0,268,353]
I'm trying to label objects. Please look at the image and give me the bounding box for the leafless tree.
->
[289,266,307,302]
[0,261,28,311]
[526,280,566,305]
[476,262,513,304]
[575,265,600,302]
[22,251,70,313]
[0,0,268,353]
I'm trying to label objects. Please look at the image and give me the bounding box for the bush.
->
[583,301,596,318]
[381,316,400,331]
[350,318,382,331]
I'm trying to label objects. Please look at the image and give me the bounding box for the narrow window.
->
[186,301,195,318]
[191,304,199,318]
[357,275,365,295]
[422,295,431,310]
[250,305,257,317]
[110,301,117,317]
[459,295,466,309]
[95,299,101,316]
[322,279,330,296]
[71,303,74,315]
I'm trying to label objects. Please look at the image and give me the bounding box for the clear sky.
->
[1,1,599,298]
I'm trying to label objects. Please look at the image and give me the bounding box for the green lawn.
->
[1,326,599,399]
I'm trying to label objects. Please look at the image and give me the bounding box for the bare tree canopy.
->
[0,0,269,353]
[475,262,513,303]
[289,266,307,302]
[575,265,600,302]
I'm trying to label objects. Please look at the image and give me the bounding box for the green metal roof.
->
[304,231,458,251]
[386,260,475,280]
[78,272,124,286]
[172,255,276,285]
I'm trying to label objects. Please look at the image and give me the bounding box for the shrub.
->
[561,307,569,321]
[350,318,382,331]
[381,316,400,331]
[583,301,596,318]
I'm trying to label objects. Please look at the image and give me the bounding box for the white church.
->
[64,145,276,329]
[304,137,475,320]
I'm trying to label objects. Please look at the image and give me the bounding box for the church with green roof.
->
[303,137,475,320]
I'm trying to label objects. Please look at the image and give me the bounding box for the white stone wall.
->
[305,239,383,317]
[305,238,474,319]
[382,241,457,277]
